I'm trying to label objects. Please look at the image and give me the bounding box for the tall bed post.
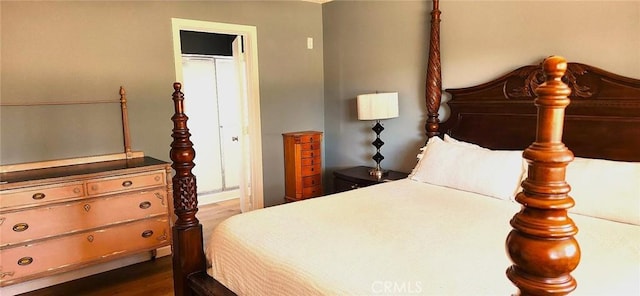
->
[506,56,580,295]
[170,82,206,296]
[425,0,442,138]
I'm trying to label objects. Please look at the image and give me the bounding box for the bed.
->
[168,1,640,295]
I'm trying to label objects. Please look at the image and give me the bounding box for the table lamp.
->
[357,92,399,179]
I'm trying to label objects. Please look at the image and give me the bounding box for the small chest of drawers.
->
[283,131,323,202]
[0,157,172,287]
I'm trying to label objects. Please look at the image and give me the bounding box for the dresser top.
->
[0,156,167,185]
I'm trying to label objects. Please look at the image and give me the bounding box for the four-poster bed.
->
[169,1,640,295]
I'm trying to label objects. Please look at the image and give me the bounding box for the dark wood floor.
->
[18,198,241,296]
[20,256,174,296]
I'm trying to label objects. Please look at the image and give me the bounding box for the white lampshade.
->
[357,92,399,120]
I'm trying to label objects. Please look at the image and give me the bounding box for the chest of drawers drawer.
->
[86,170,166,196]
[0,217,170,286]
[1,182,85,210]
[1,188,168,247]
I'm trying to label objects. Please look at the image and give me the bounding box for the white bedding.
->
[207,179,640,295]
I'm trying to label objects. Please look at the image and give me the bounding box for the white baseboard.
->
[0,247,171,296]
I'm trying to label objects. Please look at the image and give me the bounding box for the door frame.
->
[171,18,264,210]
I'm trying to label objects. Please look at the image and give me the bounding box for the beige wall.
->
[323,0,640,184]
[1,1,324,207]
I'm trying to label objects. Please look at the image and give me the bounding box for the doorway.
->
[171,18,264,211]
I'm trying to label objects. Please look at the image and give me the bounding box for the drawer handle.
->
[351,184,359,189]
[87,235,94,242]
[141,230,154,238]
[310,145,314,149]
[84,204,91,212]
[139,201,152,209]
[32,193,45,200]
[154,175,161,182]
[310,153,314,157]
[122,180,133,187]
[73,187,81,194]
[13,223,29,232]
[311,168,314,172]
[17,257,33,266]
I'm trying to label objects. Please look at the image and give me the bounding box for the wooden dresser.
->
[0,156,172,287]
[283,131,323,202]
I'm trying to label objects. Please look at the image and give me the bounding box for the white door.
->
[182,56,242,203]
[171,18,264,210]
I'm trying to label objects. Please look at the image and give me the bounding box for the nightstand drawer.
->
[334,178,360,193]
[333,166,409,194]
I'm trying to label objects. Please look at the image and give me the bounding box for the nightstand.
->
[333,166,409,193]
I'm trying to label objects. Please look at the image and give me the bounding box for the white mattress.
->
[207,179,640,295]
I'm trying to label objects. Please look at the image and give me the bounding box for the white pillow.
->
[443,134,482,149]
[567,157,640,225]
[410,136,525,200]
[408,135,483,178]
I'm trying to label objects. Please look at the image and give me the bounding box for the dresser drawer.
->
[302,186,322,198]
[0,217,170,286]
[302,175,321,187]
[1,189,169,247]
[0,182,85,210]
[300,149,320,159]
[301,164,321,177]
[87,171,165,196]
[301,156,321,166]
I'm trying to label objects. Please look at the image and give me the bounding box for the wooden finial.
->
[169,82,199,227]
[506,56,580,295]
[119,86,133,157]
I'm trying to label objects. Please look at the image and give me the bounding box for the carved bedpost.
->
[506,56,580,295]
[425,0,442,138]
[170,82,206,296]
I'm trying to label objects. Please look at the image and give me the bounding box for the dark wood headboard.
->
[441,62,640,161]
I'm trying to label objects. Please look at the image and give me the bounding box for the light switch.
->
[307,37,313,49]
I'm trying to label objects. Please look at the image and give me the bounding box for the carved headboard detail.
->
[442,61,640,161]
[506,62,640,100]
